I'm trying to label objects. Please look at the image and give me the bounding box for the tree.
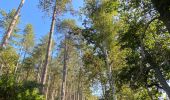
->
[117,2,170,97]
[57,19,77,100]
[32,34,54,83]
[123,0,170,39]
[1,0,25,47]
[15,24,35,76]
[0,9,21,47]
[40,0,58,94]
[81,0,122,99]
[38,0,72,95]
[150,0,170,33]
[22,24,35,53]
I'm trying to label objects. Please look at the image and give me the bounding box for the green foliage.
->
[0,9,20,31]
[38,0,72,15]
[0,9,21,45]
[0,47,19,74]
[22,24,35,52]
[116,0,170,98]
[2,0,170,99]
[32,34,55,63]
[58,19,77,33]
[116,86,152,100]
[0,74,44,100]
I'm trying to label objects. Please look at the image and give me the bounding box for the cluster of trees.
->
[1,0,170,100]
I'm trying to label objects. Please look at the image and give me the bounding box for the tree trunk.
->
[45,75,51,100]
[51,89,55,100]
[151,0,170,33]
[17,50,27,82]
[25,69,30,80]
[69,83,72,100]
[141,42,170,98]
[73,85,76,100]
[153,67,170,98]
[40,0,57,94]
[1,0,25,47]
[146,52,170,98]
[36,59,43,82]
[0,64,3,76]
[103,48,115,99]
[61,35,68,100]
[14,47,23,75]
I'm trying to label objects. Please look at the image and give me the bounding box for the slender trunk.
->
[69,83,72,100]
[75,91,77,100]
[48,75,55,100]
[57,87,61,100]
[77,91,79,100]
[146,50,170,98]
[14,47,23,75]
[140,33,170,98]
[46,53,54,99]
[17,50,26,82]
[66,86,69,100]
[61,35,68,100]
[1,0,25,47]
[73,85,76,100]
[40,0,57,94]
[45,75,51,100]
[51,89,55,100]
[153,67,170,98]
[25,69,30,80]
[101,83,105,98]
[0,64,3,76]
[36,59,42,82]
[103,48,115,99]
[77,69,81,100]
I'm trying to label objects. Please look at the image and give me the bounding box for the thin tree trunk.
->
[61,35,68,100]
[1,0,25,47]
[69,83,72,100]
[17,50,27,82]
[77,91,80,100]
[57,87,61,100]
[153,67,170,98]
[0,64,3,76]
[103,48,115,99]
[36,59,43,82]
[101,83,105,98]
[51,89,55,100]
[66,85,69,100]
[14,47,23,75]
[144,49,170,98]
[73,85,76,100]
[45,74,51,100]
[40,0,57,94]
[75,91,77,100]
[139,29,170,98]
[77,69,81,100]
[25,69,30,80]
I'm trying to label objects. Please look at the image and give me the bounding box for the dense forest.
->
[1,0,170,100]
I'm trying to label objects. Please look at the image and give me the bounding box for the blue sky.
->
[0,0,84,41]
[0,0,102,97]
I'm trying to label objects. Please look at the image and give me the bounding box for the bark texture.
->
[61,35,68,100]
[1,0,25,47]
[41,0,57,94]
[103,48,115,99]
